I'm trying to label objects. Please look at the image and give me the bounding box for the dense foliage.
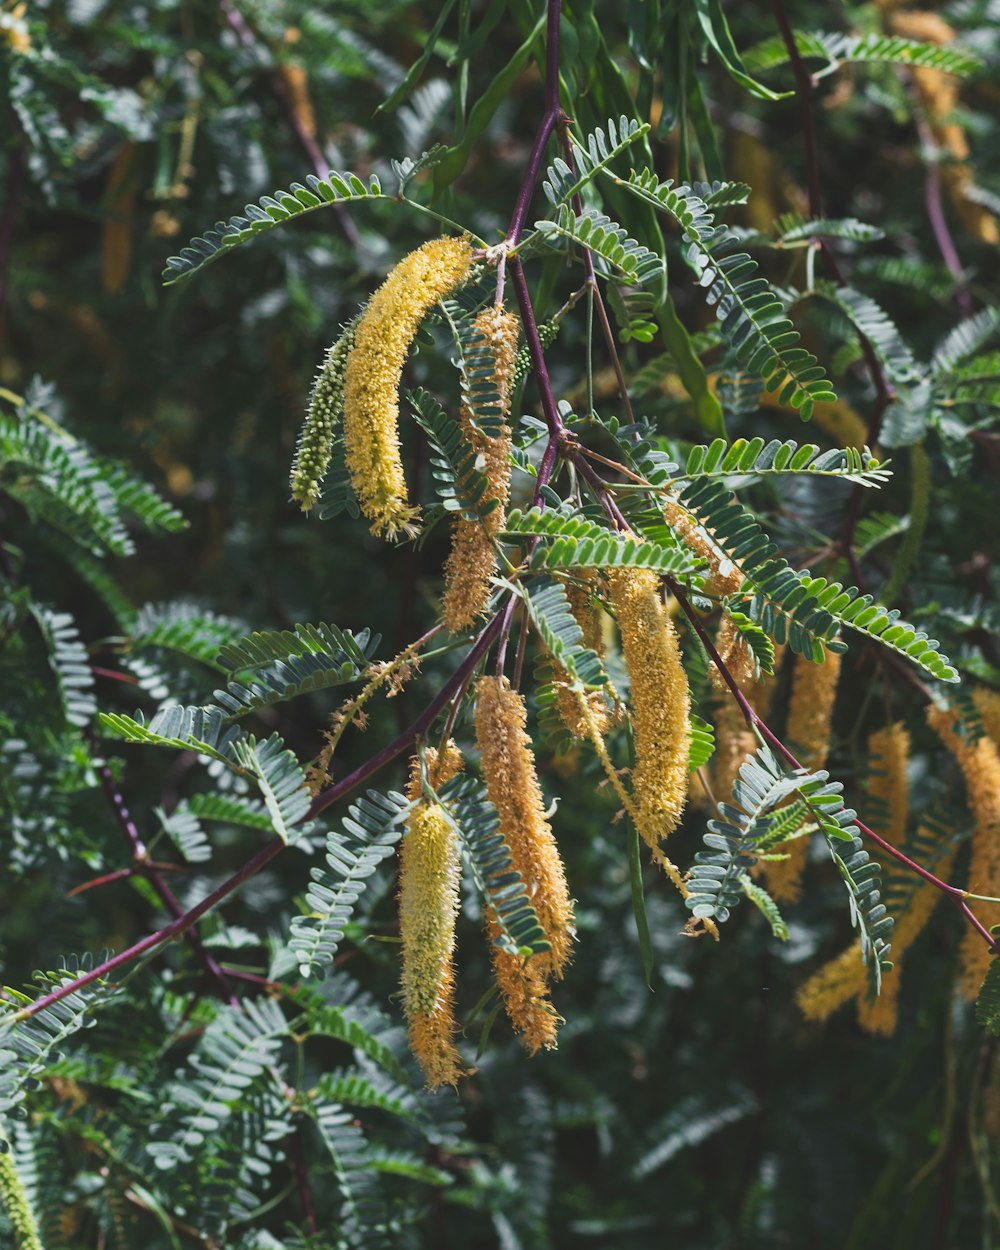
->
[2,0,1000,1246]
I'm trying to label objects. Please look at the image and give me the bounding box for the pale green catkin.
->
[289,318,358,512]
[0,1140,43,1250]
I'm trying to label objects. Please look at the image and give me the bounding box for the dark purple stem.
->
[918,119,974,319]
[219,0,360,249]
[506,1,562,245]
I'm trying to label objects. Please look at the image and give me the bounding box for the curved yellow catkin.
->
[442,307,519,632]
[475,676,574,1052]
[765,649,842,904]
[608,569,690,852]
[927,703,1000,999]
[290,319,358,512]
[343,236,474,537]
[0,1140,43,1250]
[554,574,612,740]
[399,744,467,1088]
[662,498,743,598]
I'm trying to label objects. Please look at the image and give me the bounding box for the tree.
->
[2,0,999,1245]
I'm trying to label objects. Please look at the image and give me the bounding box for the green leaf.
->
[432,12,546,192]
[30,605,96,728]
[534,205,665,286]
[406,387,499,521]
[692,0,791,101]
[437,774,550,957]
[744,30,981,79]
[515,575,608,690]
[231,734,312,845]
[288,790,407,978]
[375,0,457,114]
[618,172,836,417]
[162,171,385,286]
[974,955,1000,1036]
[503,506,700,576]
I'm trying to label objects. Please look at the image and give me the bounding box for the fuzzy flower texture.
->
[343,236,474,538]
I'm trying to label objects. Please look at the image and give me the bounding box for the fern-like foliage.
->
[162,171,385,286]
[543,115,651,206]
[437,774,550,957]
[614,170,836,415]
[156,802,212,863]
[128,602,249,671]
[680,437,890,487]
[686,746,892,986]
[815,285,922,384]
[976,959,1000,1037]
[1,407,184,557]
[231,734,313,844]
[688,714,716,772]
[533,205,664,286]
[773,216,885,246]
[744,30,980,79]
[437,298,508,440]
[29,604,97,727]
[516,576,608,691]
[149,998,288,1170]
[98,703,244,763]
[0,960,113,1119]
[217,622,377,673]
[503,506,700,576]
[212,623,379,717]
[287,790,407,978]
[406,387,498,521]
[311,1101,390,1250]
[654,479,960,679]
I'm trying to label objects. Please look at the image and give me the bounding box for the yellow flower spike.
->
[474,676,574,1051]
[765,649,842,904]
[865,722,910,850]
[607,568,690,854]
[442,307,519,631]
[399,743,468,1089]
[554,574,612,740]
[0,1139,42,1250]
[927,703,1000,999]
[290,319,357,512]
[972,687,1000,749]
[474,676,574,978]
[797,944,868,1023]
[344,236,474,538]
[662,498,743,598]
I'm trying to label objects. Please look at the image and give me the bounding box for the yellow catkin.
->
[765,649,842,904]
[554,575,612,740]
[0,1139,42,1250]
[442,307,519,631]
[102,143,137,296]
[344,236,474,537]
[927,703,1000,999]
[706,647,784,814]
[890,11,998,245]
[711,614,757,690]
[797,944,869,1022]
[972,687,1000,748]
[865,722,911,850]
[663,498,744,598]
[608,569,690,853]
[0,5,31,55]
[399,744,466,1088]
[475,676,574,1052]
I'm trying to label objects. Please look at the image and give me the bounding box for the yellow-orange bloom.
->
[608,569,690,853]
[972,686,1000,749]
[344,236,474,538]
[399,744,467,1088]
[554,574,612,741]
[442,307,519,632]
[928,703,1000,999]
[475,676,573,1051]
[663,498,743,598]
[865,722,910,850]
[766,649,842,904]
